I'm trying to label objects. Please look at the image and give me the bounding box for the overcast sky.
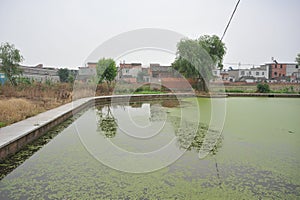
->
[0,0,299,69]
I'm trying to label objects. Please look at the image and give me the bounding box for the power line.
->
[221,0,241,41]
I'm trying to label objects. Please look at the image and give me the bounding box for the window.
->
[256,72,259,76]
[126,69,129,73]
[296,65,299,69]
[241,71,245,76]
[249,71,251,75]
[274,72,277,76]
[275,65,277,68]
[280,64,282,69]
[262,72,264,75]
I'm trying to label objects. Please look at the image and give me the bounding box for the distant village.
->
[0,60,299,85]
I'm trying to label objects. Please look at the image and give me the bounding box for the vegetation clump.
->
[0,42,23,86]
[256,83,270,93]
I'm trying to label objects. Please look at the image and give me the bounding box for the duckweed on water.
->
[0,98,299,199]
[0,110,86,180]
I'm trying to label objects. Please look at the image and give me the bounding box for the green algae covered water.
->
[0,97,299,199]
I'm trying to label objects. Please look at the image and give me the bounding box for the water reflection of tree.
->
[169,116,222,155]
[150,104,167,122]
[170,116,223,187]
[150,99,180,122]
[96,105,117,138]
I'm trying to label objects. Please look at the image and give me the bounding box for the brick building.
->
[118,63,142,83]
[264,62,298,81]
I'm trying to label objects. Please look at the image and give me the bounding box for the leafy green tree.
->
[172,35,226,92]
[256,83,270,93]
[296,53,300,65]
[0,42,24,86]
[58,68,69,82]
[96,58,117,90]
[68,74,75,84]
[198,35,226,70]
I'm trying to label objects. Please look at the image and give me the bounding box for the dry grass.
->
[0,82,112,127]
[0,98,45,126]
[0,83,75,127]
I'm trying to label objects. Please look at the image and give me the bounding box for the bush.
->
[0,122,6,128]
[256,83,270,93]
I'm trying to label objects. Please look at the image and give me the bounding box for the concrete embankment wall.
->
[0,94,190,161]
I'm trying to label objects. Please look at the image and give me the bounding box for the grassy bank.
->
[0,98,44,127]
[211,83,300,94]
[0,83,73,127]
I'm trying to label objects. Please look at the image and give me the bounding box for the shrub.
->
[256,83,270,93]
[0,122,6,128]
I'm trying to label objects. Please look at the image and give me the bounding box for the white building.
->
[18,64,60,82]
[239,66,269,81]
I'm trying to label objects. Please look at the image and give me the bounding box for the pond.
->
[0,97,299,199]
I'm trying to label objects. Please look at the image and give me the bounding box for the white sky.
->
[0,0,299,69]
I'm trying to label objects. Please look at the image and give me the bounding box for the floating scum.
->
[72,28,226,173]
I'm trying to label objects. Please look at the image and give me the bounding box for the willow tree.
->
[172,35,226,92]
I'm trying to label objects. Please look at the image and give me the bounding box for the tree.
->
[96,58,117,90]
[58,68,69,82]
[68,74,75,84]
[198,35,226,70]
[172,35,226,92]
[296,53,300,65]
[0,42,24,86]
[256,83,270,93]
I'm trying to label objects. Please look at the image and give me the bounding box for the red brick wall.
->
[161,77,193,91]
[271,64,286,78]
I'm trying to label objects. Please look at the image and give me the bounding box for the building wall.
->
[79,67,96,76]
[269,64,287,79]
[19,65,58,76]
[87,62,97,68]
[150,65,173,78]
[120,67,141,78]
[286,64,299,76]
[239,68,268,79]
[18,65,59,83]
[227,70,239,82]
[22,74,60,82]
[117,63,142,83]
[78,67,97,81]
